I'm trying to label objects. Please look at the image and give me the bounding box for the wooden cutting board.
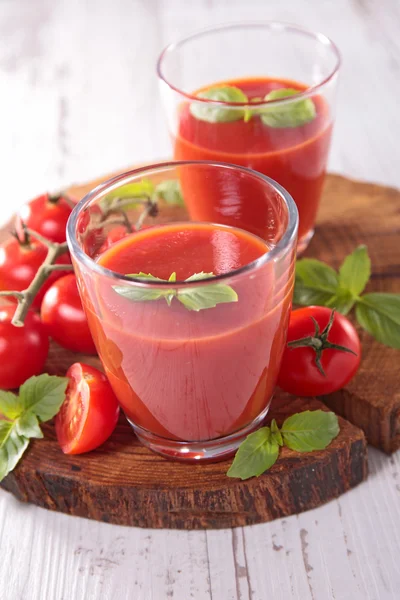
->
[2,169,399,529]
[1,392,366,529]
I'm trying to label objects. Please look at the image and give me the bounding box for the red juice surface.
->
[84,223,294,441]
[174,77,332,242]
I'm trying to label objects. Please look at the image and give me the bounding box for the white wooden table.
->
[1,1,399,598]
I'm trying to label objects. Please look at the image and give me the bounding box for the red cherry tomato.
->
[278,307,361,396]
[0,236,71,309]
[0,305,49,389]
[41,274,97,354]
[98,225,128,254]
[16,192,73,244]
[55,362,120,454]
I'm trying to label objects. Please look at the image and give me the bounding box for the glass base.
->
[127,400,272,463]
[297,228,314,255]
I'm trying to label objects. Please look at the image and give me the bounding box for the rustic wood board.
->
[1,394,367,529]
[2,169,399,530]
[67,169,400,454]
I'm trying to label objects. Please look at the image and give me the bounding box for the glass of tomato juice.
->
[67,161,298,462]
[157,22,340,253]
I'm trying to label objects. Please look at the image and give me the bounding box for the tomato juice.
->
[82,222,294,443]
[174,77,332,244]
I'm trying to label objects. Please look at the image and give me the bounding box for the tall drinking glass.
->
[67,161,298,462]
[157,22,340,253]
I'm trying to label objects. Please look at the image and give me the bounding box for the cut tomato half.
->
[56,363,120,454]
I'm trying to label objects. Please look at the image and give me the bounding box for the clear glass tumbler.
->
[157,22,340,253]
[67,161,298,462]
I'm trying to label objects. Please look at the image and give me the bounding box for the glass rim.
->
[157,21,341,107]
[66,160,298,288]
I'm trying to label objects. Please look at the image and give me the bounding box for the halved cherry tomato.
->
[16,192,73,244]
[278,307,361,396]
[0,235,71,308]
[55,363,120,454]
[0,305,49,389]
[41,274,97,354]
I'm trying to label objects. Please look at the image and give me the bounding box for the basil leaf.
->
[260,88,316,128]
[126,272,166,282]
[325,290,357,316]
[154,180,184,206]
[113,272,172,303]
[103,179,155,202]
[177,278,238,312]
[15,413,43,439]
[281,410,339,452]
[339,245,371,297]
[19,374,69,422]
[270,418,283,446]
[190,86,248,123]
[185,272,215,282]
[165,272,177,306]
[0,390,23,420]
[0,375,68,481]
[0,421,29,481]
[294,259,339,306]
[114,271,238,311]
[355,293,400,349]
[227,427,279,480]
[100,179,156,213]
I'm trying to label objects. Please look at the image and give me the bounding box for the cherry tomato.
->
[0,305,49,389]
[55,362,120,454]
[278,307,361,396]
[41,274,97,354]
[0,236,71,308]
[98,225,128,254]
[16,192,73,244]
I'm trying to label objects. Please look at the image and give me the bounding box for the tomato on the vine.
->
[278,307,361,397]
[16,192,74,244]
[41,274,97,354]
[98,225,128,254]
[55,362,120,454]
[0,235,71,308]
[98,225,154,255]
[0,305,49,389]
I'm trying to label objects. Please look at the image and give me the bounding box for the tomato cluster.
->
[0,193,97,374]
[0,192,120,454]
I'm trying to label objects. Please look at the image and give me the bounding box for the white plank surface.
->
[0,1,400,598]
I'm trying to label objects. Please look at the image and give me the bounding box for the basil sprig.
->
[0,374,68,481]
[294,245,400,349]
[113,271,238,312]
[190,84,316,128]
[227,410,339,480]
[100,178,184,212]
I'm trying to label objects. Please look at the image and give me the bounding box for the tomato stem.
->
[0,228,70,327]
[0,193,157,327]
[48,191,75,209]
[287,309,358,376]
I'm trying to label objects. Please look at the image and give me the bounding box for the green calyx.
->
[287,309,358,376]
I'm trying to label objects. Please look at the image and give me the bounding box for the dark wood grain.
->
[1,395,367,529]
